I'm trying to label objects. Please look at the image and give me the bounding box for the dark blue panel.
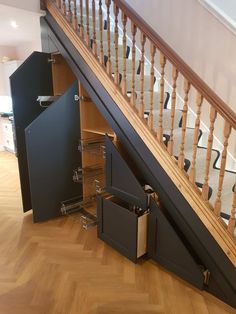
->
[148,200,204,289]
[97,196,138,262]
[25,82,82,222]
[10,52,53,211]
[105,135,147,209]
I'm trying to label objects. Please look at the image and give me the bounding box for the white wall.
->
[0,46,17,95]
[0,0,40,13]
[125,0,236,112]
[16,41,41,61]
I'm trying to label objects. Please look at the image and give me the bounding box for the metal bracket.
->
[74,95,91,102]
[94,179,105,195]
[203,269,211,286]
[81,215,97,230]
[48,58,56,64]
[73,168,83,183]
[36,96,59,108]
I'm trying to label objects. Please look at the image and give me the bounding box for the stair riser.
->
[126,75,156,92]
[100,41,130,59]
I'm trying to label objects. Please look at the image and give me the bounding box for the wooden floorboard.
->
[0,151,235,314]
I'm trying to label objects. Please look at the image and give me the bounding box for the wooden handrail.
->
[114,0,236,130]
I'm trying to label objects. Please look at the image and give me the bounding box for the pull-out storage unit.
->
[97,135,150,262]
[97,195,148,262]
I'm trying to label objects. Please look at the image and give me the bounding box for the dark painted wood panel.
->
[148,199,204,289]
[10,52,53,212]
[25,82,82,222]
[105,135,147,209]
[97,196,138,262]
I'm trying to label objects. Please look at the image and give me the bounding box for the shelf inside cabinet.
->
[82,127,115,138]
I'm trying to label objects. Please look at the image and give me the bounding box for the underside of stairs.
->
[19,0,236,308]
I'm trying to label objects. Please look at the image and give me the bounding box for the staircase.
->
[42,0,236,307]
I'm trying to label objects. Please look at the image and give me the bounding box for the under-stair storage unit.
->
[97,135,150,262]
[11,0,236,306]
[11,51,80,221]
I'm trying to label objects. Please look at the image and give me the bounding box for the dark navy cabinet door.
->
[10,52,53,212]
[105,135,147,209]
[148,199,204,289]
[25,82,82,222]
[97,195,139,262]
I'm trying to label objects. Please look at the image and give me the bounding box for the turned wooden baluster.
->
[98,0,104,64]
[202,107,217,200]
[130,23,137,106]
[62,0,66,15]
[79,0,84,39]
[214,121,232,216]
[178,79,190,170]
[189,93,203,184]
[105,0,112,76]
[121,12,127,95]
[73,0,78,32]
[148,43,156,130]
[167,66,179,155]
[68,0,72,22]
[228,184,236,234]
[139,32,146,118]
[56,0,61,9]
[157,52,166,142]
[85,0,90,46]
[114,4,119,85]
[92,0,97,56]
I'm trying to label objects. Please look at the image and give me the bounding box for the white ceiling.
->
[0,4,42,46]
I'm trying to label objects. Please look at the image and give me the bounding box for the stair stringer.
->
[42,13,236,308]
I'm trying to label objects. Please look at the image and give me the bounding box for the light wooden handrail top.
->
[114,0,236,130]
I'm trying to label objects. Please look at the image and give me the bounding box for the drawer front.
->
[148,199,204,289]
[97,196,148,262]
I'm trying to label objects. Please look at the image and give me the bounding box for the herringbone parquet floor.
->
[0,151,235,314]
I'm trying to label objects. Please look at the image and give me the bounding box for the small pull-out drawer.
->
[97,195,148,262]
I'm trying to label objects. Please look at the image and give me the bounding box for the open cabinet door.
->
[105,135,148,208]
[10,52,53,212]
[25,82,82,222]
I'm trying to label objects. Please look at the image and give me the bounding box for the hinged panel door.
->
[105,135,147,208]
[10,52,53,212]
[25,82,82,222]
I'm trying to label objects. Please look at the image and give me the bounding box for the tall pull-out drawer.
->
[97,195,148,262]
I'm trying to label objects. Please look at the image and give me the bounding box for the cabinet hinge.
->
[74,95,91,102]
[203,269,211,286]
[48,58,56,64]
